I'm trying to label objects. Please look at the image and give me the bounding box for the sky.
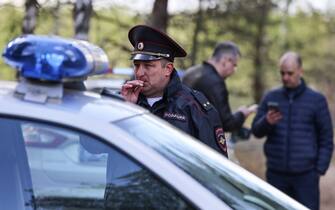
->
[0,0,334,14]
[105,0,335,13]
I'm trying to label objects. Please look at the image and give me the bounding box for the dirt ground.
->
[232,138,335,210]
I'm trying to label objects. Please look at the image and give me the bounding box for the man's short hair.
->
[280,51,303,68]
[296,54,302,68]
[212,41,241,61]
[160,58,171,67]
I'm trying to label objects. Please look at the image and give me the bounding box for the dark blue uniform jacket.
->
[252,79,333,174]
[137,70,228,157]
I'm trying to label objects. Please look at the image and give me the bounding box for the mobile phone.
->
[267,101,280,112]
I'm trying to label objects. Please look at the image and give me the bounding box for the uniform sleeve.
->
[315,95,334,175]
[251,94,274,138]
[198,78,245,132]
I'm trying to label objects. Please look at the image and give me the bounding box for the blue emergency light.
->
[2,35,109,81]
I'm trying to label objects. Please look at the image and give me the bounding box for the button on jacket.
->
[183,61,245,132]
[137,70,228,156]
[252,79,333,174]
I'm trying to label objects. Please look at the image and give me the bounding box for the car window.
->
[0,117,194,210]
[116,115,299,210]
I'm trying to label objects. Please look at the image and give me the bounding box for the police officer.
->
[121,25,228,157]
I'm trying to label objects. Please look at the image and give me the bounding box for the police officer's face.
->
[133,59,173,97]
[279,59,302,88]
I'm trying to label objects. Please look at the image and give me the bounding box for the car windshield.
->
[116,115,304,210]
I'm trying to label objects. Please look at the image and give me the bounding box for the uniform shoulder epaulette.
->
[190,90,213,112]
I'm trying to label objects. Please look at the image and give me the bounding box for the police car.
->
[0,35,308,210]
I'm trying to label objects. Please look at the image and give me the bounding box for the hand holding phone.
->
[266,101,282,124]
[267,101,280,113]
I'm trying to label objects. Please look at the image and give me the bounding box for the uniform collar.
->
[163,69,182,101]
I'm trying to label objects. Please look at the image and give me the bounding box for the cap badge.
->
[137,42,144,50]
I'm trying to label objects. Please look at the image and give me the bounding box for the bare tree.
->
[147,0,169,32]
[252,0,273,102]
[73,0,93,40]
[22,0,39,34]
[190,0,204,65]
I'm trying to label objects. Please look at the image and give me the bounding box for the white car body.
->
[0,80,308,210]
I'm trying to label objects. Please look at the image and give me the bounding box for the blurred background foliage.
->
[0,0,334,122]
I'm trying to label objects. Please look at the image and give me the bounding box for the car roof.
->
[0,80,148,123]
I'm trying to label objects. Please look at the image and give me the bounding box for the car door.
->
[0,116,195,210]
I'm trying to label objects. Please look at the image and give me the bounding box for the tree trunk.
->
[73,0,93,40]
[252,0,271,102]
[280,0,292,50]
[190,0,204,65]
[147,0,169,32]
[22,0,39,34]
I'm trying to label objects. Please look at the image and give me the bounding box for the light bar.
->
[2,35,109,82]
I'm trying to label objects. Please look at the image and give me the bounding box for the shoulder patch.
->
[215,127,228,157]
[163,112,186,122]
[190,90,213,112]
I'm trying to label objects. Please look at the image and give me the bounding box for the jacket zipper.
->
[285,97,293,171]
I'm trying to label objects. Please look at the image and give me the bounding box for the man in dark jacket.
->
[252,51,333,210]
[182,41,257,133]
[121,25,228,157]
